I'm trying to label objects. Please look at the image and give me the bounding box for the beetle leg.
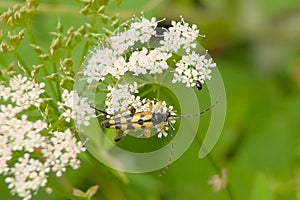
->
[154,100,163,112]
[144,128,151,138]
[114,107,136,117]
[158,122,165,130]
[114,130,129,142]
[145,99,153,112]
[114,129,119,141]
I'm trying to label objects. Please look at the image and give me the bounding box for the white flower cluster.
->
[0,75,86,200]
[58,89,96,126]
[83,48,127,82]
[0,105,47,163]
[0,74,45,109]
[128,47,171,75]
[42,129,86,177]
[83,15,216,88]
[5,154,49,200]
[159,17,199,53]
[105,82,139,115]
[2,128,85,200]
[172,51,216,87]
[0,103,48,200]
[83,16,159,83]
[110,16,158,54]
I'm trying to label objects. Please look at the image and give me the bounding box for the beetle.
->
[93,97,220,142]
[93,96,220,175]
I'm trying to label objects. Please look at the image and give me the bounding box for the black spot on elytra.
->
[138,119,143,125]
[101,121,111,128]
[115,124,121,129]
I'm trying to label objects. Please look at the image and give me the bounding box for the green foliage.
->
[1,0,300,200]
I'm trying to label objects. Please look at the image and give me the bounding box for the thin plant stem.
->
[79,14,98,67]
[26,28,57,103]
[51,62,61,101]
[14,51,30,74]
[195,136,235,200]
[26,28,37,45]
[139,88,153,98]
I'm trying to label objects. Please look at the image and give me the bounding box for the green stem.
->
[195,136,235,200]
[14,52,30,74]
[79,40,90,68]
[26,27,57,103]
[139,88,153,98]
[52,62,61,101]
[79,14,98,67]
[156,85,161,100]
[38,63,59,107]
[97,89,109,93]
[26,28,37,45]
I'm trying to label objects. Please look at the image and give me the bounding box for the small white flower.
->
[82,15,215,91]
[0,85,11,101]
[129,16,157,43]
[45,187,53,194]
[172,51,216,87]
[5,154,49,200]
[159,17,199,53]
[126,48,171,76]
[105,82,140,115]
[8,75,45,109]
[42,129,85,177]
[82,16,159,83]
[58,90,96,126]
[0,74,88,200]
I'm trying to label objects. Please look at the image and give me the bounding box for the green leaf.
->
[251,174,274,200]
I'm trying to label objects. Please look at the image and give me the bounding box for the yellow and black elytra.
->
[97,100,170,142]
[93,97,220,142]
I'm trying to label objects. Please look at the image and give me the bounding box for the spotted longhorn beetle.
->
[93,96,220,175]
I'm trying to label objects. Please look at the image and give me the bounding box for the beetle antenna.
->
[91,105,108,115]
[159,121,174,176]
[170,95,221,119]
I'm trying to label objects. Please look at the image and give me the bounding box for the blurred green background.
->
[1,0,300,199]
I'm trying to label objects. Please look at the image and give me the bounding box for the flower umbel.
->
[5,154,49,200]
[172,51,216,87]
[42,129,86,177]
[0,75,87,200]
[105,82,140,116]
[1,74,45,109]
[83,15,216,89]
[159,17,199,53]
[58,89,96,126]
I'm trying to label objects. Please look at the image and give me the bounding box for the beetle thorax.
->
[151,113,168,125]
